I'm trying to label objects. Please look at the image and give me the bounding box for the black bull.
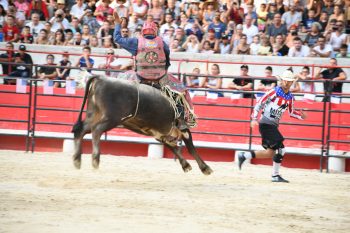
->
[72,75,213,175]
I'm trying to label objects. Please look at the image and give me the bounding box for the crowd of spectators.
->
[0,0,349,96]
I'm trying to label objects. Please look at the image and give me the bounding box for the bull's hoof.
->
[182,162,192,173]
[92,159,100,169]
[73,159,81,169]
[201,166,213,175]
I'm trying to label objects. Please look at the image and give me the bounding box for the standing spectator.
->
[25,13,45,39]
[185,67,200,87]
[315,58,347,102]
[296,66,313,93]
[56,51,72,86]
[233,34,250,55]
[199,63,223,97]
[288,36,310,57]
[2,15,19,42]
[0,42,15,76]
[267,13,288,44]
[75,46,94,71]
[256,66,277,92]
[238,70,307,183]
[310,35,333,58]
[335,44,350,58]
[228,64,253,98]
[328,20,347,52]
[37,54,59,87]
[6,45,33,84]
[70,0,87,22]
[208,10,227,39]
[242,15,259,44]
[281,4,302,30]
[27,0,49,21]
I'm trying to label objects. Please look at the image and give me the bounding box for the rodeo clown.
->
[237,70,307,183]
[113,12,195,131]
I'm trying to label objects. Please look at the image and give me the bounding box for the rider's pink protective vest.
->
[136,36,167,80]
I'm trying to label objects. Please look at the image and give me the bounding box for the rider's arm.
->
[288,97,303,120]
[251,88,275,120]
[113,24,139,56]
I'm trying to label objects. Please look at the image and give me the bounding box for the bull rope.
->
[121,83,140,121]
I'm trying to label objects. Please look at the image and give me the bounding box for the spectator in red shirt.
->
[27,0,49,21]
[3,15,20,42]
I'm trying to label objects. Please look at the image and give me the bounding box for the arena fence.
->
[0,63,349,172]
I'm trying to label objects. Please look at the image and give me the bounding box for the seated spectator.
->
[27,0,49,21]
[72,31,87,46]
[315,58,347,102]
[310,36,333,58]
[242,15,259,44]
[233,34,250,55]
[230,24,244,48]
[89,35,100,47]
[281,4,302,30]
[113,0,129,18]
[159,13,178,36]
[70,0,87,21]
[304,22,322,47]
[228,64,253,98]
[56,52,72,86]
[0,42,15,77]
[328,20,347,52]
[285,25,298,48]
[256,3,268,31]
[69,17,82,34]
[255,66,277,92]
[208,10,227,39]
[148,0,164,24]
[273,34,289,56]
[97,21,114,46]
[37,54,59,87]
[249,35,260,55]
[75,46,94,72]
[296,66,313,93]
[185,0,201,23]
[244,3,257,26]
[200,40,215,54]
[50,29,66,45]
[302,8,317,33]
[319,11,329,32]
[63,29,74,45]
[185,67,200,87]
[3,15,20,42]
[224,21,235,39]
[327,4,345,28]
[14,0,29,17]
[19,26,34,44]
[201,0,219,31]
[44,22,54,41]
[7,4,25,28]
[266,2,278,24]
[288,36,310,57]
[199,63,223,97]
[170,39,184,52]
[271,43,283,56]
[50,9,70,33]
[81,24,92,45]
[94,0,114,26]
[6,45,33,84]
[25,13,45,39]
[182,34,200,53]
[215,34,232,54]
[98,49,131,76]
[267,13,288,44]
[257,36,271,56]
[335,44,350,58]
[225,1,244,26]
[82,7,101,35]
[163,27,175,45]
[173,27,187,47]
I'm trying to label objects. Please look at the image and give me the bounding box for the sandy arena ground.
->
[0,150,349,233]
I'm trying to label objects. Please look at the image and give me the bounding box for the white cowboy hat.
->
[278,70,296,81]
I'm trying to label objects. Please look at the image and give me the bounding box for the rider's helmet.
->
[142,22,157,37]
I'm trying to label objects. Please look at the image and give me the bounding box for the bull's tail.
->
[72,75,98,138]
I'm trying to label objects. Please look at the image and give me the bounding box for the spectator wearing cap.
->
[6,45,33,84]
[27,0,49,21]
[215,34,232,54]
[228,64,253,98]
[50,9,70,32]
[304,22,322,47]
[281,4,302,31]
[267,13,288,45]
[208,11,227,39]
[310,35,333,58]
[288,36,310,57]
[70,0,87,21]
[242,15,259,44]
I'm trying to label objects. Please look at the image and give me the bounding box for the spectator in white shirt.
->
[328,21,347,52]
[25,12,45,38]
[242,15,259,44]
[70,0,87,21]
[159,13,178,36]
[288,36,310,57]
[310,36,333,58]
[281,4,302,30]
[49,9,70,32]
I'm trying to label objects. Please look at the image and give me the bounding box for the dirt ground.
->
[0,150,349,233]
